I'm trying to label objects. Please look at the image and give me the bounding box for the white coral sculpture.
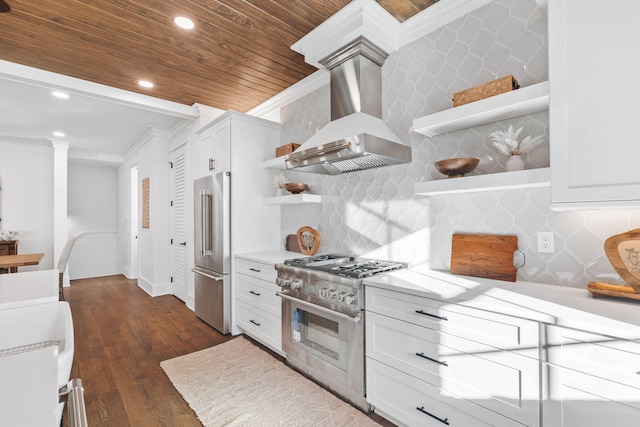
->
[273,172,287,189]
[489,125,545,156]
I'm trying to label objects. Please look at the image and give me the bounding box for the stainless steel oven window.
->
[289,303,348,370]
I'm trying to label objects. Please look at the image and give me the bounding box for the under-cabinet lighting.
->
[53,131,65,137]
[52,91,69,99]
[138,80,154,88]
[174,16,194,30]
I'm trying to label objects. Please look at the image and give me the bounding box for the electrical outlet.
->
[537,231,555,253]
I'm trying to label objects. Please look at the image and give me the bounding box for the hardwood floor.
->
[65,275,232,426]
[65,275,394,426]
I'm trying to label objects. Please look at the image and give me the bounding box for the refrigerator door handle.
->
[192,268,224,281]
[200,190,210,255]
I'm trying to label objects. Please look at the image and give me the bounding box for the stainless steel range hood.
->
[285,37,411,175]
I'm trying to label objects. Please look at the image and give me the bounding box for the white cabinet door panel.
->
[549,0,640,207]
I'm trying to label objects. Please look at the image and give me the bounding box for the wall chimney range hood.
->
[285,1,411,174]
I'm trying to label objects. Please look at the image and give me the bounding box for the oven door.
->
[278,292,368,411]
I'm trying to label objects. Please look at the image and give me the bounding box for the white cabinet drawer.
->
[237,300,282,354]
[546,325,640,390]
[237,274,281,317]
[367,311,539,426]
[366,286,538,353]
[544,364,640,427]
[367,358,525,427]
[235,258,276,283]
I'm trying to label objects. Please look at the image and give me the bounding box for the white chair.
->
[57,235,78,301]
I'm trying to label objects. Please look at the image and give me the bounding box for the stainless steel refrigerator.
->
[192,172,231,334]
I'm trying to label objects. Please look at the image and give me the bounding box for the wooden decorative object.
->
[604,228,640,292]
[296,226,321,256]
[588,228,640,300]
[285,234,302,253]
[275,143,300,158]
[450,233,518,282]
[142,177,150,229]
[453,75,520,107]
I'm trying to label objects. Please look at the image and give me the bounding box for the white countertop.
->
[235,250,303,265]
[364,265,640,340]
[0,269,59,310]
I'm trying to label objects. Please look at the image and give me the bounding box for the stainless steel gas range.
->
[276,254,407,412]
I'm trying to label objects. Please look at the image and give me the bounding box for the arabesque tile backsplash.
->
[276,0,639,288]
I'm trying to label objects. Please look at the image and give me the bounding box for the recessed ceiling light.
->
[52,91,69,99]
[138,80,154,88]
[174,16,194,30]
[53,131,66,137]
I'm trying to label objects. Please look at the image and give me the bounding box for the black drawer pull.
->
[249,268,261,272]
[416,352,448,366]
[416,407,449,425]
[415,309,448,321]
[249,290,261,296]
[249,320,261,326]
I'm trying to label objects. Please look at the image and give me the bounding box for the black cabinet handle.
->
[415,309,448,321]
[416,407,449,425]
[249,268,261,272]
[249,320,261,326]
[249,290,261,296]
[416,352,448,366]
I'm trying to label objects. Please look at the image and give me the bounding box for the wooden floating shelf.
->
[414,168,551,196]
[264,194,321,205]
[413,81,549,137]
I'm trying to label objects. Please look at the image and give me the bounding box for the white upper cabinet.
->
[549,0,640,209]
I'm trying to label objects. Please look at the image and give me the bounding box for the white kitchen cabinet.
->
[234,257,283,355]
[548,0,640,208]
[543,325,640,427]
[193,127,216,179]
[365,285,539,426]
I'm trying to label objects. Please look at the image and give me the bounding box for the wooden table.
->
[0,253,45,272]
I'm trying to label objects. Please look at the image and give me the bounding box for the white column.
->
[52,141,70,286]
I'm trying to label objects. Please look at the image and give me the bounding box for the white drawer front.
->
[546,325,640,390]
[237,300,282,353]
[235,258,276,282]
[366,286,538,353]
[367,358,525,427]
[367,312,539,426]
[237,274,281,317]
[544,364,640,427]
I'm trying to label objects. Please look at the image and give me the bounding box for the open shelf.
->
[263,157,285,169]
[414,167,551,196]
[413,81,549,137]
[264,193,322,205]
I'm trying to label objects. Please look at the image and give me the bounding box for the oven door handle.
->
[276,292,362,323]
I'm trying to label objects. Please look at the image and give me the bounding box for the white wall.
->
[0,142,54,270]
[67,164,118,279]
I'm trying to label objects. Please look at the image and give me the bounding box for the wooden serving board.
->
[450,233,518,282]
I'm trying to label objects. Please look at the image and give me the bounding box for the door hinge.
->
[170,276,174,283]
[170,200,173,207]
[169,161,173,168]
[170,238,173,245]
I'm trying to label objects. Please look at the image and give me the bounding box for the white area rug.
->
[161,336,380,426]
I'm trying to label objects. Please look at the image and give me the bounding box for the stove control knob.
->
[327,289,337,299]
[337,292,346,302]
[319,288,329,297]
[344,294,356,305]
[290,279,301,290]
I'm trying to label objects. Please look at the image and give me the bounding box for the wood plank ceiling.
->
[0,0,436,112]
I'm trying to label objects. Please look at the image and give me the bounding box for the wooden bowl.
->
[434,157,479,178]
[284,182,308,194]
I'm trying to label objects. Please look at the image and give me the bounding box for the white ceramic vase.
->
[506,155,525,172]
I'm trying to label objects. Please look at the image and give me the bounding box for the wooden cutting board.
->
[450,233,518,282]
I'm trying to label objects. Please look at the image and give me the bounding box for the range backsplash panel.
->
[278,0,639,288]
